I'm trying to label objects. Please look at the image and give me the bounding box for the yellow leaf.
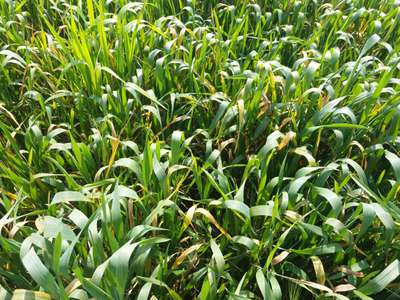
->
[173,243,202,268]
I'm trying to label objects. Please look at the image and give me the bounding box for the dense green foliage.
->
[0,0,400,299]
